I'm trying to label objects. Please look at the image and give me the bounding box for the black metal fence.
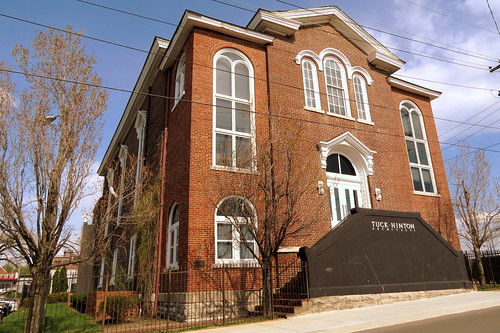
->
[464,250,500,285]
[0,257,307,332]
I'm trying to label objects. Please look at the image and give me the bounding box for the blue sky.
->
[1,0,499,236]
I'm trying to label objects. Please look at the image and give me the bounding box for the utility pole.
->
[489,62,500,73]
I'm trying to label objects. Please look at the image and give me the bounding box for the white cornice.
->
[247,10,300,36]
[97,37,169,176]
[387,77,442,101]
[251,6,404,75]
[160,11,274,70]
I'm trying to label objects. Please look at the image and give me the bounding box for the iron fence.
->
[0,257,307,332]
[464,250,500,285]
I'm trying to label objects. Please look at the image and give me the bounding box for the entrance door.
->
[329,182,361,228]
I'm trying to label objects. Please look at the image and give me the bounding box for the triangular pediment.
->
[248,7,405,74]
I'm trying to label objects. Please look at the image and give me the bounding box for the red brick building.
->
[95,6,460,316]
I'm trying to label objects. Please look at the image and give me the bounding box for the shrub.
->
[48,292,68,304]
[99,295,138,324]
[70,293,87,313]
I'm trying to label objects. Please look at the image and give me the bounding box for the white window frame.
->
[353,74,371,122]
[110,248,118,285]
[127,235,137,279]
[167,203,179,268]
[323,57,351,118]
[214,197,258,265]
[134,111,147,207]
[99,167,115,288]
[301,58,321,110]
[117,145,128,225]
[173,52,186,110]
[400,101,437,194]
[212,48,255,171]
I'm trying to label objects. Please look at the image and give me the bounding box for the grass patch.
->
[478,284,500,291]
[0,303,99,333]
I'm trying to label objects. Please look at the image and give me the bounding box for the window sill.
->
[171,92,185,112]
[211,165,258,175]
[212,262,260,269]
[163,265,179,272]
[413,191,441,198]
[357,119,374,126]
[304,106,324,114]
[326,112,356,121]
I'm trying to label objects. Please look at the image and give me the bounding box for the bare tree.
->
[0,28,108,332]
[213,117,325,318]
[448,145,500,286]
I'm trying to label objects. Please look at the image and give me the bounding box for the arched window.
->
[213,49,254,170]
[215,197,256,263]
[167,203,179,267]
[353,75,370,122]
[326,153,356,175]
[301,59,321,109]
[324,57,350,117]
[173,52,185,108]
[400,102,436,193]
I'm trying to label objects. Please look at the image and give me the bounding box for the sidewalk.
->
[194,291,500,333]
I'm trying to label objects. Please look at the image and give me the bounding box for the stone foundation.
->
[157,289,260,322]
[295,288,472,316]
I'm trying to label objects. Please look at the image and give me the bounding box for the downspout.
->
[154,69,170,315]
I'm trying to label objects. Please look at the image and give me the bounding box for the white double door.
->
[328,180,361,228]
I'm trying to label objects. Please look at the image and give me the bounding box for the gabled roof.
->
[248,6,405,74]
[98,37,169,176]
[159,10,275,70]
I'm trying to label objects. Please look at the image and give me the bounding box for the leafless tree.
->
[213,117,325,318]
[0,27,108,332]
[448,145,500,286]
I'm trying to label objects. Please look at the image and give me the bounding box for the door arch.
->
[318,132,376,228]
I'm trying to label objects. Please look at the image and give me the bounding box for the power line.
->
[444,142,500,162]
[273,0,499,63]
[72,0,498,71]
[392,74,498,92]
[2,6,499,139]
[441,104,500,148]
[1,10,497,131]
[439,100,500,138]
[486,0,500,36]
[2,66,500,156]
[401,0,500,35]
[0,13,149,55]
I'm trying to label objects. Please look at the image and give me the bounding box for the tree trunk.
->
[261,259,273,318]
[25,268,51,333]
[473,247,487,286]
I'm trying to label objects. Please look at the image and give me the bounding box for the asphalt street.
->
[358,305,500,333]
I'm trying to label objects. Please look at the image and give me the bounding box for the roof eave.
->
[97,37,169,176]
[387,76,442,101]
[159,11,274,71]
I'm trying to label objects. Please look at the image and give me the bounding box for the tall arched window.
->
[400,102,436,193]
[353,74,370,122]
[167,203,179,267]
[213,49,254,170]
[324,57,350,117]
[301,59,321,109]
[215,197,257,263]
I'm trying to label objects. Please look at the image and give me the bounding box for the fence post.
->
[101,274,109,333]
[222,264,226,326]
